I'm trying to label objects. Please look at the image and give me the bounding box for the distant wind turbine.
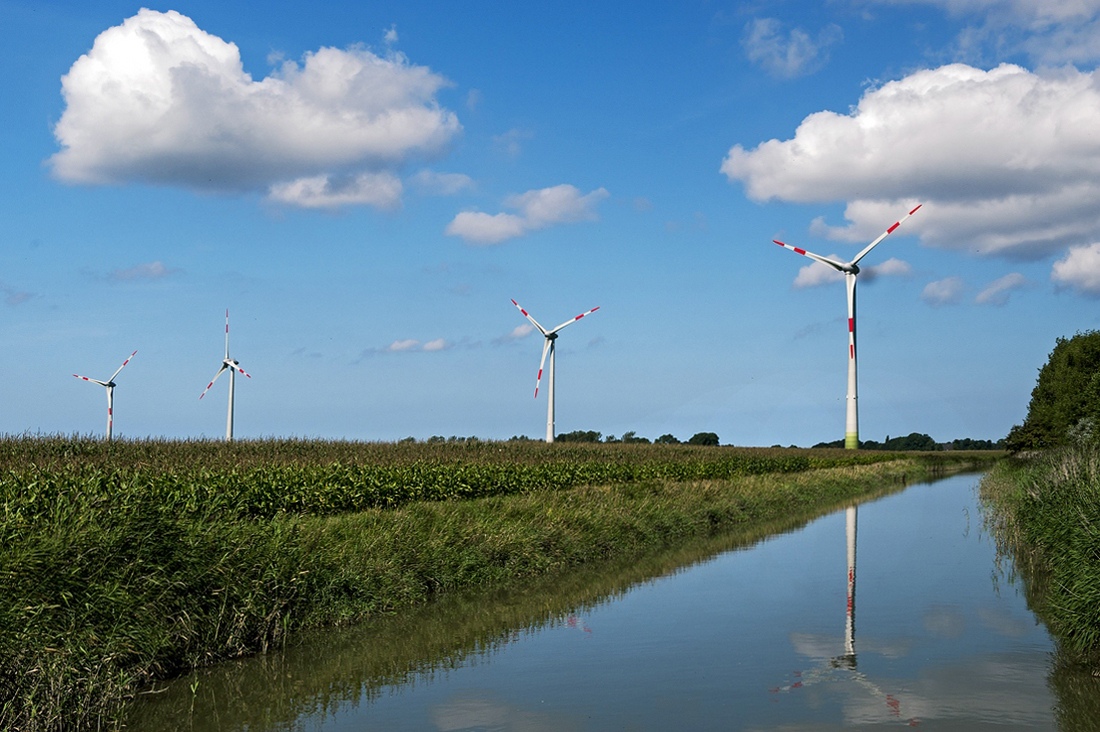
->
[511,299,599,443]
[773,205,921,449]
[73,350,137,440]
[200,310,250,441]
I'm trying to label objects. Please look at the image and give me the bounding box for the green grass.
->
[981,446,1100,667]
[0,437,999,731]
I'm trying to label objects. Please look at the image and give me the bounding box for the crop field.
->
[0,436,903,519]
[0,436,999,731]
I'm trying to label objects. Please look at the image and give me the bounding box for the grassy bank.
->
[0,438,997,731]
[981,446,1100,669]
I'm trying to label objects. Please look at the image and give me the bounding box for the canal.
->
[128,472,1084,730]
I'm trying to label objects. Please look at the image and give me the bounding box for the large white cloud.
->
[446,184,609,245]
[723,63,1100,291]
[50,9,460,209]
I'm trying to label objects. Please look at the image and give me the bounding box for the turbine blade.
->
[534,337,550,398]
[200,365,228,399]
[230,361,252,379]
[511,299,548,335]
[773,241,847,271]
[73,374,109,387]
[549,306,600,335]
[850,204,922,266]
[108,350,137,382]
[224,309,230,360]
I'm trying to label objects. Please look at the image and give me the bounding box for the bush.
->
[1006,330,1100,452]
[688,432,719,446]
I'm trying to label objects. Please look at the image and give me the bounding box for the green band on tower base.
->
[845,433,859,450]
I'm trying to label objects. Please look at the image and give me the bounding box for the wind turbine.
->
[200,310,250,441]
[773,205,921,449]
[73,350,137,440]
[511,299,599,443]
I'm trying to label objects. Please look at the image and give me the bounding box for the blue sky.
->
[2,0,1098,444]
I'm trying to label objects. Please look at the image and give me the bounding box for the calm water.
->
[129,473,1094,731]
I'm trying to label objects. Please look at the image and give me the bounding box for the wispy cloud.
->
[742,18,843,78]
[358,337,453,360]
[921,277,965,307]
[0,282,33,306]
[493,323,535,345]
[107,260,180,281]
[446,184,609,245]
[410,170,475,196]
[975,272,1027,305]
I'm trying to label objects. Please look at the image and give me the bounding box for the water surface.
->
[130,473,1082,730]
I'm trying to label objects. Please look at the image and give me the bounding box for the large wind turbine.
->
[511,299,599,443]
[73,350,137,440]
[773,205,921,449]
[200,310,251,441]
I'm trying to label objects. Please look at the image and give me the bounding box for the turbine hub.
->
[847,263,860,275]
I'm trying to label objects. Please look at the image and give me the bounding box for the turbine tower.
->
[511,299,599,443]
[73,350,137,440]
[773,205,921,449]
[200,309,250,441]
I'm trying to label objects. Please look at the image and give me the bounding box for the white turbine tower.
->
[73,350,137,440]
[511,299,599,443]
[200,310,251,441]
[773,204,921,449]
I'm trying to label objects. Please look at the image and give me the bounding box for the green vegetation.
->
[0,436,997,731]
[981,446,1100,669]
[1006,329,1100,452]
[813,432,1005,451]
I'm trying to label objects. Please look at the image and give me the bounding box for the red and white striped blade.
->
[534,338,550,398]
[549,306,600,334]
[511,299,548,336]
[200,365,228,399]
[230,361,251,379]
[73,374,108,387]
[108,350,137,382]
[224,309,231,360]
[851,204,922,266]
[773,240,847,271]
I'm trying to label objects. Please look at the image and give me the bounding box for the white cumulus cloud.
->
[723,62,1100,286]
[975,272,1028,304]
[446,184,609,245]
[1052,242,1100,296]
[50,9,460,210]
[921,277,966,307]
[742,18,843,78]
